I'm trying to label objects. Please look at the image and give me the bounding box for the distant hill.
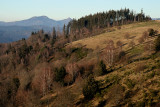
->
[152,18,160,20]
[0,16,72,43]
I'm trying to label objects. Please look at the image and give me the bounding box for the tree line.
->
[60,8,151,42]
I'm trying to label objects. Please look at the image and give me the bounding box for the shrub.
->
[82,75,99,100]
[118,51,126,60]
[125,79,135,89]
[98,60,107,76]
[155,36,160,52]
[55,67,66,82]
[148,28,155,36]
[13,78,20,90]
[148,28,158,37]
[147,71,155,79]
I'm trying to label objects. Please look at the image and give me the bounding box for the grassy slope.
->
[43,21,160,107]
[68,21,160,50]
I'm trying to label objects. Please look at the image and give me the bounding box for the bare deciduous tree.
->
[41,67,52,97]
[103,40,115,66]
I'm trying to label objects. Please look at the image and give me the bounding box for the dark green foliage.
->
[52,27,56,39]
[149,29,155,36]
[148,29,158,37]
[99,60,107,75]
[7,78,20,99]
[66,24,70,38]
[70,8,151,33]
[13,78,20,89]
[137,101,145,107]
[97,100,106,107]
[63,24,66,37]
[55,67,66,82]
[50,38,56,47]
[82,75,99,100]
[71,47,88,60]
[50,27,57,47]
[18,43,33,59]
[118,51,126,60]
[125,79,135,89]
[42,34,50,42]
[147,71,155,79]
[155,36,160,52]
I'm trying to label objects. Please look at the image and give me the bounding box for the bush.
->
[147,71,155,79]
[82,75,99,100]
[125,79,135,89]
[55,67,66,82]
[155,36,160,52]
[98,60,107,76]
[118,51,126,60]
[13,78,20,89]
[148,28,158,37]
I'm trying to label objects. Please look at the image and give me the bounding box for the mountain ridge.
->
[0,16,72,27]
[152,18,160,20]
[0,16,72,43]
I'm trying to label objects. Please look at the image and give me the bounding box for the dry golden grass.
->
[43,21,160,107]
[67,21,160,51]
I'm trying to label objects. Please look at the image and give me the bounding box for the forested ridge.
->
[66,8,151,41]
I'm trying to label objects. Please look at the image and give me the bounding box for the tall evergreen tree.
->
[52,27,56,39]
[63,24,66,36]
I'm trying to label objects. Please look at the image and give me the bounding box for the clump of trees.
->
[82,75,99,100]
[98,60,107,76]
[68,8,151,42]
[54,66,67,84]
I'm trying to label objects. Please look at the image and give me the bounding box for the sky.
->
[0,0,160,22]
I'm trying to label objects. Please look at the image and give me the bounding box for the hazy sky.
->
[0,0,159,22]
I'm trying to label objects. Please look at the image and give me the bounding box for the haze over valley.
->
[0,16,71,43]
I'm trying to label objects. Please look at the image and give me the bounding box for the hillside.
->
[0,20,159,107]
[0,16,72,43]
[42,21,160,106]
[63,20,160,107]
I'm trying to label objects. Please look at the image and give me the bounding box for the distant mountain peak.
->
[152,18,160,20]
[30,16,50,20]
[0,16,72,43]
[66,17,72,20]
